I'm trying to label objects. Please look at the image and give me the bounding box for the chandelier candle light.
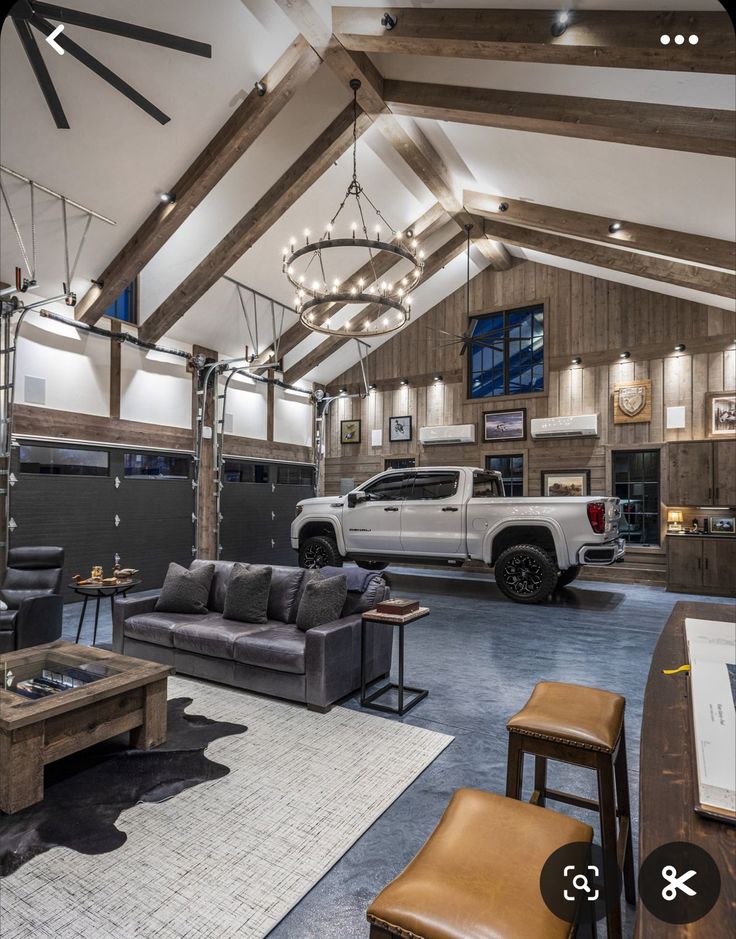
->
[282,79,424,338]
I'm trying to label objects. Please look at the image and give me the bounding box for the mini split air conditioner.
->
[419,424,476,445]
[530,414,599,439]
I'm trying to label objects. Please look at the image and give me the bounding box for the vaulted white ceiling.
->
[1,0,733,389]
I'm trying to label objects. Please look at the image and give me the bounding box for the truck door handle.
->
[384,506,399,512]
[441,506,459,512]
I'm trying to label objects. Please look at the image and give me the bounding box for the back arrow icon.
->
[46,24,65,55]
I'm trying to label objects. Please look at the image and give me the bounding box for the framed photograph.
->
[706,391,736,438]
[483,408,526,442]
[541,470,591,498]
[340,419,361,445]
[710,516,735,535]
[389,415,412,442]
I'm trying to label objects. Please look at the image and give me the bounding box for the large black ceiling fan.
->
[9,1,212,129]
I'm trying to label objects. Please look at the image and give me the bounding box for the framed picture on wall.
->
[706,391,736,438]
[340,419,361,445]
[483,408,526,442]
[710,516,735,534]
[389,415,412,442]
[541,470,591,498]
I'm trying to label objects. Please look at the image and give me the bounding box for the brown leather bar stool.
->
[505,682,635,939]
[367,788,593,939]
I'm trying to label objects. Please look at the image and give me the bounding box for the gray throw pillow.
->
[295,574,347,632]
[224,563,272,624]
[155,562,214,614]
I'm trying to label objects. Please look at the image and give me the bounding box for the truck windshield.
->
[472,472,504,498]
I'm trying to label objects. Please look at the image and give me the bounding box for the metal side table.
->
[71,580,141,646]
[360,606,430,716]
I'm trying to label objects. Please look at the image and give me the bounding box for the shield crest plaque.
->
[613,379,651,424]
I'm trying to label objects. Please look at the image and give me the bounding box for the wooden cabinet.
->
[667,441,735,507]
[713,441,736,506]
[667,535,736,597]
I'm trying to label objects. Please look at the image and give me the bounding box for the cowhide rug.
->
[0,697,247,877]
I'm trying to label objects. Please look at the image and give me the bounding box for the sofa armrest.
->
[304,612,394,711]
[15,595,63,650]
[112,592,160,653]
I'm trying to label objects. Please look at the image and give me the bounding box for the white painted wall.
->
[222,377,269,440]
[274,387,313,447]
[15,306,110,415]
[120,341,192,429]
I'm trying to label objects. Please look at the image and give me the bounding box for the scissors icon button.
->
[661,865,697,901]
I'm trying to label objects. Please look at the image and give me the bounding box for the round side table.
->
[71,580,142,647]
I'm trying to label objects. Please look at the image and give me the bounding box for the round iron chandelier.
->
[282,79,424,338]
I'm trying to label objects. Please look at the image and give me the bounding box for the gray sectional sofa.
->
[112,560,393,712]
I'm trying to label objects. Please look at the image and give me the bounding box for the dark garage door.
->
[10,442,194,598]
[220,458,315,566]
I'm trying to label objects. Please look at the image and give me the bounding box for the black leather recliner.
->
[0,546,65,653]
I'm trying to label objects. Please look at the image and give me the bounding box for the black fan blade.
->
[12,15,69,128]
[33,3,212,58]
[29,12,171,124]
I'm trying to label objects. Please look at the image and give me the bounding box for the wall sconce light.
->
[254,81,266,96]
[338,387,347,395]
[433,374,443,382]
[550,10,570,37]
[667,509,684,532]
[608,221,622,234]
[498,202,509,212]
[619,351,630,359]
[674,343,686,353]
[400,378,409,386]
[381,12,397,30]
[572,356,582,365]
[159,191,176,204]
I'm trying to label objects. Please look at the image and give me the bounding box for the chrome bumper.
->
[578,538,626,566]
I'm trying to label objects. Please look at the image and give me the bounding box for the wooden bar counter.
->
[635,601,736,938]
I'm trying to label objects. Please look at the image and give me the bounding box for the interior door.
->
[344,472,412,553]
[400,470,465,555]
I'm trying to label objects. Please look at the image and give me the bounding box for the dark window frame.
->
[384,457,416,470]
[612,448,661,547]
[276,463,315,487]
[222,460,270,484]
[18,443,110,477]
[485,454,524,497]
[123,451,191,480]
[467,302,545,401]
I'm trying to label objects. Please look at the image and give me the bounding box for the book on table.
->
[375,599,420,615]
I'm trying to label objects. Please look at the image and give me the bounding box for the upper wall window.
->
[469,303,544,399]
[124,452,190,479]
[19,445,109,476]
[276,464,315,487]
[103,280,138,324]
[223,461,269,483]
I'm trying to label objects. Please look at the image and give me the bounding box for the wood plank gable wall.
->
[323,260,735,519]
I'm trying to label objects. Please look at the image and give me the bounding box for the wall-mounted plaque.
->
[613,379,652,424]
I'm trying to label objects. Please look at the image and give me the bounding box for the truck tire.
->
[557,565,581,588]
[298,535,343,569]
[494,544,559,604]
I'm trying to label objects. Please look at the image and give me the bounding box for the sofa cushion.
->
[156,562,214,615]
[295,574,347,632]
[234,623,306,674]
[173,614,271,659]
[224,564,271,624]
[248,564,304,623]
[341,574,386,617]
[124,611,210,648]
[190,559,235,614]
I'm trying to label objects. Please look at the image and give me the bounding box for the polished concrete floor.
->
[62,573,734,939]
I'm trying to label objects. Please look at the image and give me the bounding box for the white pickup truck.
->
[291,466,624,603]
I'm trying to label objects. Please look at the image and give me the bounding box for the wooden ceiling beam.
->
[272,0,511,270]
[333,7,735,74]
[466,191,736,272]
[285,227,468,383]
[139,103,370,343]
[475,216,736,298]
[75,37,320,325]
[252,201,447,366]
[384,80,736,158]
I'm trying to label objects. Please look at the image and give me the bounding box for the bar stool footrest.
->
[534,787,601,813]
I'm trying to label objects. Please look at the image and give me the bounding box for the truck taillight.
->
[587,501,606,534]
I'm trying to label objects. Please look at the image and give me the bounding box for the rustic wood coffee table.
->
[0,641,172,814]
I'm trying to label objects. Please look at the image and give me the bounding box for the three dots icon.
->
[660,34,699,45]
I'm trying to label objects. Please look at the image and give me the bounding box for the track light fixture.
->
[400,378,408,386]
[369,383,377,391]
[674,343,686,352]
[498,202,509,213]
[619,351,630,359]
[433,374,443,382]
[550,10,570,37]
[608,220,622,234]
[160,191,176,204]
[572,356,582,365]
[381,13,397,30]
[338,387,347,395]
[255,81,266,96]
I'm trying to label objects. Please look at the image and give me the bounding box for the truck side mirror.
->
[347,491,367,508]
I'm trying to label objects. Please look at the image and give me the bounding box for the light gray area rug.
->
[1,677,452,939]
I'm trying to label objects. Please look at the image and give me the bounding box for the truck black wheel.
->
[298,535,343,569]
[494,544,559,604]
[556,565,581,588]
